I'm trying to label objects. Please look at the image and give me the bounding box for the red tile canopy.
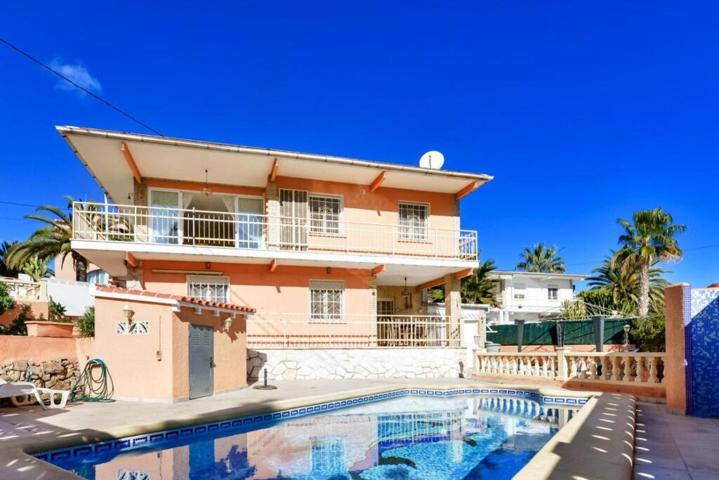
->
[93,285,255,314]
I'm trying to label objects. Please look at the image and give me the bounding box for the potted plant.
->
[25,298,74,338]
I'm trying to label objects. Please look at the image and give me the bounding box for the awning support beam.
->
[369,171,385,192]
[269,158,279,182]
[120,142,142,184]
[455,181,479,200]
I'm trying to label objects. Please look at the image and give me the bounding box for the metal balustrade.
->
[247,314,462,349]
[72,202,478,261]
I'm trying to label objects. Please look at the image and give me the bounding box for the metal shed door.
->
[189,324,214,399]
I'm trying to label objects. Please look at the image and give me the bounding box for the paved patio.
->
[633,402,719,480]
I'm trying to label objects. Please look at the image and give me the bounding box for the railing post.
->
[556,347,569,381]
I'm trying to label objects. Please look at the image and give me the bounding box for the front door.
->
[189,324,214,399]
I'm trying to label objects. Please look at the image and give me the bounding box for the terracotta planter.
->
[25,321,74,338]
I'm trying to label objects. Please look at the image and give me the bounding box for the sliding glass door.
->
[150,190,181,244]
[236,197,264,249]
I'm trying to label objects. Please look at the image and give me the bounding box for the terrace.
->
[72,201,478,262]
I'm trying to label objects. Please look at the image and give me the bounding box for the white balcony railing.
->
[0,277,46,302]
[247,314,462,349]
[72,202,478,261]
[476,350,665,386]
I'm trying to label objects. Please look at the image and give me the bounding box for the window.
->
[310,281,344,321]
[87,269,110,285]
[399,202,429,241]
[513,283,526,300]
[309,195,342,235]
[187,276,229,303]
[548,287,559,301]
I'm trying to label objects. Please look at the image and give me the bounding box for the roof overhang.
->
[489,271,588,281]
[57,126,493,203]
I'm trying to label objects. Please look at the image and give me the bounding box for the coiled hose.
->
[70,358,115,402]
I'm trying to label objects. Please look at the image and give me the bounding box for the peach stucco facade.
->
[93,295,247,402]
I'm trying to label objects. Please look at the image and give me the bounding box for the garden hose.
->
[70,358,115,402]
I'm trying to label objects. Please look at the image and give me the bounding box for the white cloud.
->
[48,58,102,95]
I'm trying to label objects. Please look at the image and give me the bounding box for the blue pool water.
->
[43,394,578,480]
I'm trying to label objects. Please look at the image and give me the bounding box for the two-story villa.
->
[60,126,492,382]
[487,271,587,324]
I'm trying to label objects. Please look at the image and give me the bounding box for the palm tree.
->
[7,196,88,282]
[461,259,499,305]
[585,251,668,315]
[0,241,20,277]
[21,256,53,282]
[428,259,498,305]
[618,208,686,317]
[516,243,565,273]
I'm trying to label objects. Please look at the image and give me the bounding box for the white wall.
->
[45,279,93,317]
[248,348,467,381]
[500,277,574,311]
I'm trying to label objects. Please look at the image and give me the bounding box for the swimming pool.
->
[39,389,583,479]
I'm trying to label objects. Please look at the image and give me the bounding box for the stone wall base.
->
[248,348,467,381]
[0,359,79,391]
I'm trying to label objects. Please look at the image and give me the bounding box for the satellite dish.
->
[419,150,445,169]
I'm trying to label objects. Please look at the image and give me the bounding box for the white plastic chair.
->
[0,378,69,409]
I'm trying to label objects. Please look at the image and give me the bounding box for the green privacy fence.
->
[487,318,633,346]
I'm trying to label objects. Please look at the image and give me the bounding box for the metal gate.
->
[189,324,214,399]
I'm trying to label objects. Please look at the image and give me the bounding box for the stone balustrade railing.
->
[476,349,665,386]
[0,277,47,301]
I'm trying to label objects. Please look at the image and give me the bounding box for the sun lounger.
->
[0,378,69,409]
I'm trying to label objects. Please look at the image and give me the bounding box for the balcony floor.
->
[72,239,477,285]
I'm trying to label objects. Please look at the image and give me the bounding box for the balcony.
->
[247,313,462,349]
[72,202,478,262]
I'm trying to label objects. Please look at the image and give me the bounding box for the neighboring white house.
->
[487,271,586,324]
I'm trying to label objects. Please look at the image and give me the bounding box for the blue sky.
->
[1,1,718,288]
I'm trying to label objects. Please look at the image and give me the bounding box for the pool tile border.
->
[35,387,588,463]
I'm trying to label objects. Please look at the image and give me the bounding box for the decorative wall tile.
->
[688,288,719,417]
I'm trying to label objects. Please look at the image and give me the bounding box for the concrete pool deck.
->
[0,378,604,479]
[633,402,719,480]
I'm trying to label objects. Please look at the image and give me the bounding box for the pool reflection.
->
[64,396,578,480]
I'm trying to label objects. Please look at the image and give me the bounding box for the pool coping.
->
[1,382,600,480]
[515,392,636,480]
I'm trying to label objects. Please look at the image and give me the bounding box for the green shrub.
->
[6,304,30,335]
[0,282,16,316]
[631,314,665,352]
[48,297,69,322]
[78,306,95,337]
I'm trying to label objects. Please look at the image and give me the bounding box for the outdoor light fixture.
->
[224,317,233,332]
[121,305,135,324]
[202,169,211,196]
[401,277,410,297]
[623,324,631,351]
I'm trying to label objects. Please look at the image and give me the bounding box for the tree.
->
[516,243,565,273]
[21,256,53,281]
[428,259,498,305]
[461,259,499,305]
[584,251,668,315]
[7,196,89,281]
[0,241,20,278]
[618,208,686,317]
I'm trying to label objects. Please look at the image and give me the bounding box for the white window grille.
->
[309,195,342,235]
[513,283,526,300]
[548,287,559,300]
[187,275,229,303]
[399,202,429,241]
[310,281,344,321]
